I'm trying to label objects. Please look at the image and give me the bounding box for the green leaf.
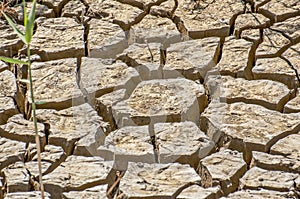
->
[25,0,36,43]
[23,0,27,27]
[1,12,26,44]
[0,56,29,65]
[19,79,30,84]
[35,101,46,105]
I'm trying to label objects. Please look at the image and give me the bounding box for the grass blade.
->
[25,0,36,43]
[23,0,27,27]
[2,12,26,44]
[0,56,29,65]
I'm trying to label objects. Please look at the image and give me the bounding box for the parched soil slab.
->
[234,13,270,38]
[251,151,300,173]
[119,162,201,198]
[62,185,108,199]
[222,189,294,199]
[131,14,180,45]
[169,0,245,38]
[0,114,46,148]
[0,137,26,171]
[239,167,299,192]
[270,133,300,160]
[4,191,51,199]
[284,94,300,113]
[0,97,18,125]
[257,0,300,23]
[93,0,142,23]
[176,185,221,199]
[88,19,130,59]
[200,102,300,159]
[117,42,161,66]
[97,125,155,164]
[198,149,247,195]
[36,103,106,155]
[25,17,84,61]
[0,70,17,97]
[73,120,110,157]
[255,29,290,57]
[0,22,24,57]
[98,122,214,167]
[27,58,83,110]
[271,15,300,43]
[154,122,214,167]
[164,37,220,80]
[25,145,67,178]
[42,156,114,198]
[61,0,84,17]
[95,89,127,131]
[80,58,141,101]
[112,78,207,127]
[39,0,70,16]
[1,162,30,193]
[206,75,291,111]
[253,57,299,89]
[15,1,55,21]
[217,37,253,77]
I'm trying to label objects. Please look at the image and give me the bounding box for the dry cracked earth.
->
[0,0,300,198]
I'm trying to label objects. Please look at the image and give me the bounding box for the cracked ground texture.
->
[0,0,299,198]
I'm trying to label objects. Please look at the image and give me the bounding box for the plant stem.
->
[27,44,45,199]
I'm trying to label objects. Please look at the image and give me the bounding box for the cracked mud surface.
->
[0,0,299,198]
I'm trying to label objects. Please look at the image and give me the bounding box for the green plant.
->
[0,0,45,198]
